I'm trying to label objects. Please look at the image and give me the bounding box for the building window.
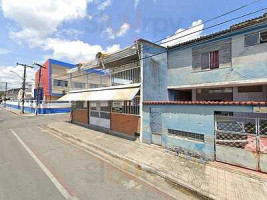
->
[244,30,267,47]
[112,96,140,116]
[53,79,68,87]
[73,82,86,89]
[168,129,204,142]
[72,101,87,109]
[201,51,219,69]
[260,30,267,43]
[244,32,259,46]
[238,85,263,93]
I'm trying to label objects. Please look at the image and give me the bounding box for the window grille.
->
[168,129,204,142]
[112,96,140,116]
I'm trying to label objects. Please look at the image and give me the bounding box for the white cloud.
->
[2,0,91,44]
[43,38,120,63]
[0,48,10,55]
[117,23,130,37]
[103,23,130,39]
[100,14,110,22]
[98,0,112,11]
[161,20,204,47]
[1,0,121,64]
[106,44,120,54]
[0,65,36,89]
[134,0,140,8]
[134,0,156,8]
[54,28,85,39]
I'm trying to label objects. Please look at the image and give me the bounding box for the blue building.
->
[141,14,267,172]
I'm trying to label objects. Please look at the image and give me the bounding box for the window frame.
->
[244,32,260,47]
[201,50,219,70]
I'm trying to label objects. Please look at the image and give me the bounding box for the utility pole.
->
[0,82,9,106]
[33,63,45,115]
[16,63,34,114]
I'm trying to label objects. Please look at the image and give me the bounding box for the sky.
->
[0,0,266,89]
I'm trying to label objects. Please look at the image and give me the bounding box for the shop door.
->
[89,101,110,129]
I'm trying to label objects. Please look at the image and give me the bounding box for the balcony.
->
[69,62,141,91]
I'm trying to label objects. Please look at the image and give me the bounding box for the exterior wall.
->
[142,104,258,160]
[35,59,75,100]
[192,39,231,69]
[167,24,267,88]
[141,42,168,101]
[233,85,267,101]
[6,100,71,114]
[51,64,71,95]
[72,109,89,124]
[35,60,50,99]
[111,113,140,136]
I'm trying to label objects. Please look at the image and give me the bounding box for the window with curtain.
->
[210,51,219,69]
[201,51,219,69]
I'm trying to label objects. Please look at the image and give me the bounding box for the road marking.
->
[10,129,78,200]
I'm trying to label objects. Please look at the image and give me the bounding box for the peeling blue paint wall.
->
[141,42,168,101]
[168,24,267,88]
[142,104,258,160]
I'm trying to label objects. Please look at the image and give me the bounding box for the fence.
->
[5,100,71,114]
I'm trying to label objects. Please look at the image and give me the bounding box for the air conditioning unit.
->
[260,31,267,43]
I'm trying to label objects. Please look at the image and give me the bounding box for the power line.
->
[48,8,267,84]
[154,0,263,46]
[160,7,267,46]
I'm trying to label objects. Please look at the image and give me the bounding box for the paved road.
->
[0,108,198,200]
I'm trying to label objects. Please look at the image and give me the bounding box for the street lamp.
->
[10,70,23,80]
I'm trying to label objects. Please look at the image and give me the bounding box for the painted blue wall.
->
[167,24,267,88]
[5,103,71,114]
[142,104,260,160]
[141,42,169,101]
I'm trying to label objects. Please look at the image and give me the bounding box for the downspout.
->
[138,41,145,143]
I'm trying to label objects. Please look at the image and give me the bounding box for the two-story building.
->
[142,13,267,172]
[59,40,166,139]
[35,59,76,100]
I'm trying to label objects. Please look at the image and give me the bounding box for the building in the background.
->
[35,59,76,101]
[6,88,22,100]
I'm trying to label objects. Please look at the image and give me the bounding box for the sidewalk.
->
[47,122,267,200]
[3,107,35,116]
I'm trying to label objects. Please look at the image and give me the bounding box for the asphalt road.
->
[0,108,198,200]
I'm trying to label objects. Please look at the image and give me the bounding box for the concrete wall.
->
[72,109,88,124]
[167,25,267,88]
[233,85,267,101]
[111,113,140,136]
[142,103,258,160]
[141,42,168,101]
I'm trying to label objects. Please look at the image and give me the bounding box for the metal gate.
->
[215,115,267,173]
[89,101,110,129]
[150,107,162,146]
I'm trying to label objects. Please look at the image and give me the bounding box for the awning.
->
[58,87,140,101]
[58,92,83,101]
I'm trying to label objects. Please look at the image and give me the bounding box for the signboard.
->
[112,101,124,113]
[253,107,267,113]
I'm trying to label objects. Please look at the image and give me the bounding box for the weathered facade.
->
[35,59,76,100]
[60,41,152,138]
[141,14,267,172]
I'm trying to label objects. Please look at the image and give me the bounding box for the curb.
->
[46,124,214,200]
[4,107,35,117]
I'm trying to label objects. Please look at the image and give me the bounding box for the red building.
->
[35,59,76,101]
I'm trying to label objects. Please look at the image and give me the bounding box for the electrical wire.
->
[49,7,267,84]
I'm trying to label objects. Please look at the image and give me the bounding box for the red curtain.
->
[210,51,219,69]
